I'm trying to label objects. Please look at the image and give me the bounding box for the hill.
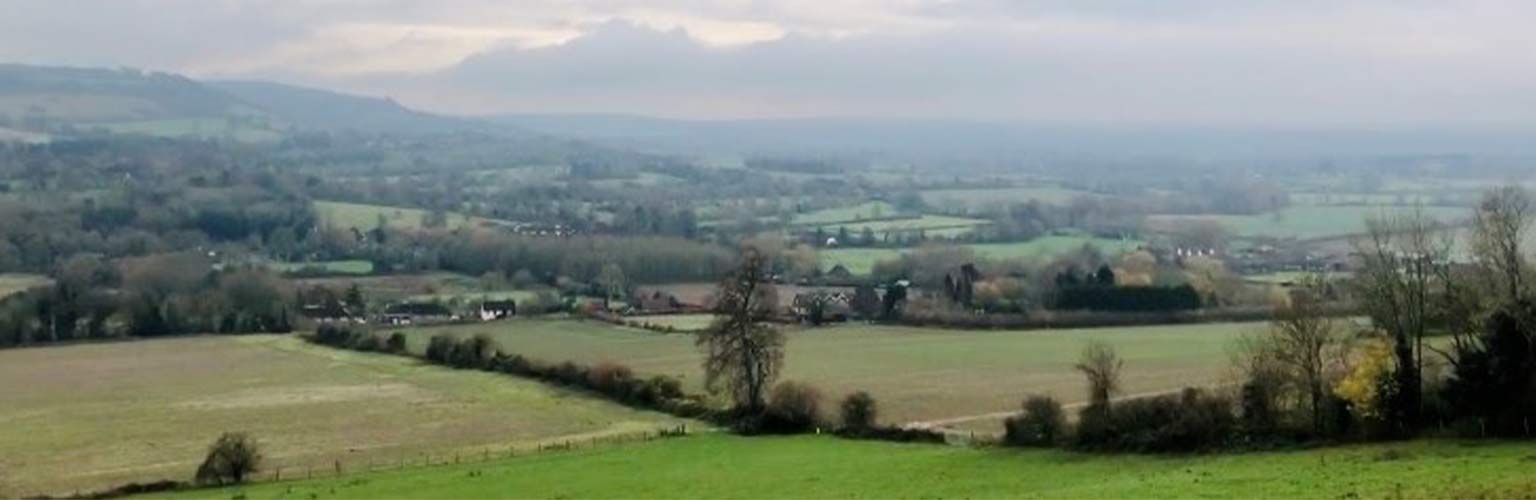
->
[0,64,523,141]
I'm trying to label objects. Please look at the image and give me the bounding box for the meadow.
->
[268,259,375,276]
[0,335,685,497]
[314,201,499,232]
[0,272,51,299]
[820,235,1144,274]
[394,319,1262,428]
[159,434,1536,499]
[920,186,1097,209]
[1146,205,1470,241]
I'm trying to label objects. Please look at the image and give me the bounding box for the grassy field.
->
[820,236,1144,274]
[393,319,1261,428]
[792,201,898,225]
[1146,205,1469,240]
[98,118,283,143]
[813,214,991,239]
[920,186,1096,209]
[268,260,375,276]
[627,314,715,332]
[314,201,498,231]
[159,434,1536,499]
[0,335,685,497]
[0,272,52,299]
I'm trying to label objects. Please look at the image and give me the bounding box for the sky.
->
[4,0,1536,126]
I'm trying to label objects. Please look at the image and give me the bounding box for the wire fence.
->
[261,424,691,484]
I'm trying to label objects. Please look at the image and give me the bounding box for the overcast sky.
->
[4,0,1535,126]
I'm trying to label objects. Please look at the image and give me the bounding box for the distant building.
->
[380,302,454,325]
[479,300,517,321]
[301,301,361,324]
[791,290,853,323]
[633,291,685,314]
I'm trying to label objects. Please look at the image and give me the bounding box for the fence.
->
[260,424,690,484]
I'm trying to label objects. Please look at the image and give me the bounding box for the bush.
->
[448,334,499,369]
[588,361,635,395]
[839,391,878,433]
[193,432,262,486]
[425,334,455,364]
[761,381,823,433]
[1074,388,1237,452]
[1005,395,1066,447]
[385,332,408,353]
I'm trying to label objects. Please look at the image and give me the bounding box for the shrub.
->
[425,334,455,364]
[1005,395,1066,447]
[839,391,878,433]
[449,334,499,369]
[349,332,382,352]
[1074,388,1237,452]
[762,381,822,433]
[385,332,408,353]
[587,361,635,395]
[193,432,262,486]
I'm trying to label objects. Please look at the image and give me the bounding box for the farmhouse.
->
[479,300,516,321]
[300,301,361,324]
[632,291,686,314]
[380,302,454,325]
[791,290,854,323]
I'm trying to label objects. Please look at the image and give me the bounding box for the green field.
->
[0,335,685,497]
[920,186,1096,209]
[1146,205,1469,240]
[792,201,899,225]
[627,313,715,332]
[268,260,375,276]
[814,214,991,239]
[159,434,1536,499]
[99,118,282,143]
[394,319,1261,428]
[314,201,498,232]
[820,236,1143,275]
[0,272,52,299]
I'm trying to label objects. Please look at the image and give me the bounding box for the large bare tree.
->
[1266,275,1348,433]
[1471,186,1533,304]
[698,246,783,413]
[1352,207,1453,428]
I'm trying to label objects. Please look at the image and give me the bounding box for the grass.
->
[820,236,1143,275]
[156,434,1536,499]
[392,319,1262,428]
[813,215,991,239]
[627,314,715,332]
[0,272,52,299]
[0,335,686,497]
[920,186,1096,209]
[268,260,374,276]
[98,118,282,143]
[314,201,499,231]
[792,201,899,225]
[1146,205,1470,240]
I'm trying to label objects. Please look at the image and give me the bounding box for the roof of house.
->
[481,300,516,311]
[383,302,452,316]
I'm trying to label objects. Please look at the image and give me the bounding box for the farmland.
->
[268,259,375,276]
[160,434,1536,499]
[394,319,1261,427]
[0,272,51,299]
[0,335,685,497]
[1146,205,1470,240]
[314,201,496,232]
[820,235,1144,274]
[920,186,1097,209]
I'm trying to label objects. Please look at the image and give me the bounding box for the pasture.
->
[920,186,1096,209]
[819,236,1144,274]
[314,201,495,232]
[160,434,1536,499]
[0,272,51,299]
[626,313,715,332]
[791,201,898,225]
[0,335,684,497]
[1146,205,1469,241]
[394,319,1262,428]
[812,214,991,239]
[268,259,375,276]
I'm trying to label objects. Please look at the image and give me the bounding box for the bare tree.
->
[1266,274,1349,433]
[194,432,262,486]
[1352,207,1452,428]
[1471,186,1533,304]
[698,247,783,413]
[1075,340,1123,408]
[597,263,626,309]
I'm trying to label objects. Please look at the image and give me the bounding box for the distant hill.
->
[0,64,506,141]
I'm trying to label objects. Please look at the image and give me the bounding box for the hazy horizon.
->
[5,1,1535,127]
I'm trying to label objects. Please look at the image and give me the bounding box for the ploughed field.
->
[397,319,1262,429]
[0,335,685,497]
[157,434,1536,499]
